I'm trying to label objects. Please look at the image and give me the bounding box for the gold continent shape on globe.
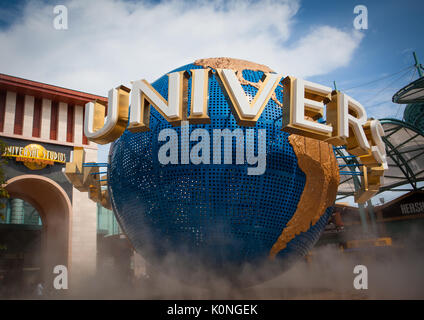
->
[195,58,340,259]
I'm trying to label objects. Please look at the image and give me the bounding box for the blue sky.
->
[303,0,424,119]
[0,0,423,205]
[1,0,422,119]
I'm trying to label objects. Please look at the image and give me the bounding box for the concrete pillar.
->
[40,99,51,140]
[70,148,98,286]
[23,95,34,137]
[58,102,68,142]
[74,105,83,145]
[4,91,16,135]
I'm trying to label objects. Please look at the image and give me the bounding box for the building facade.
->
[0,73,106,294]
[318,192,424,253]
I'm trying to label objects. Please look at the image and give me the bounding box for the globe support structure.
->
[336,118,424,236]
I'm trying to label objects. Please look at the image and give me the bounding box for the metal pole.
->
[358,202,369,236]
[333,80,337,91]
[366,199,378,236]
[346,155,369,237]
[413,51,423,78]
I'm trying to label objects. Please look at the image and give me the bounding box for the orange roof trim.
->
[0,73,107,106]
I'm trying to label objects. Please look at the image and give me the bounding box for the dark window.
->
[14,94,25,135]
[67,104,75,142]
[32,98,42,137]
[50,101,59,140]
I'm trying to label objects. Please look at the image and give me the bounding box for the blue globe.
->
[108,59,336,284]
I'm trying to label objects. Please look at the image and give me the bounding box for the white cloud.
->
[0,0,365,163]
[0,0,363,96]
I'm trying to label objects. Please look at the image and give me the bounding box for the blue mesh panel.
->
[108,63,333,279]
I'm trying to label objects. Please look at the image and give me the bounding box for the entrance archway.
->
[4,175,72,291]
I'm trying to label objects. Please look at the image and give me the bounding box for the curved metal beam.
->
[382,137,417,189]
[380,118,424,136]
[337,118,424,198]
